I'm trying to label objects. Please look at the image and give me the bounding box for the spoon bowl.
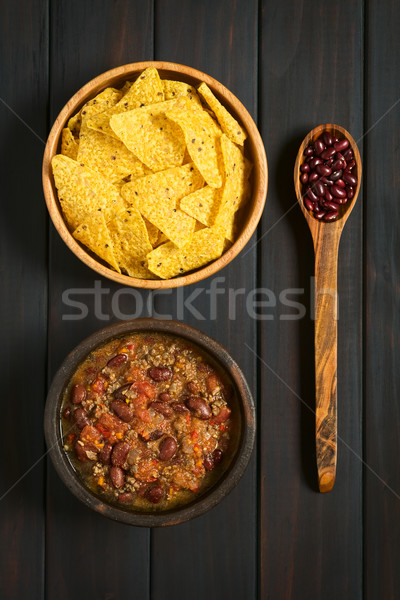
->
[294,124,362,492]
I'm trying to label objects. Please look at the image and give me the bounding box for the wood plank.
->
[259,1,363,597]
[45,2,154,599]
[0,1,48,599]
[151,1,259,599]
[364,2,400,598]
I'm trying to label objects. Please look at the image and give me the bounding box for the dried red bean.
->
[329,169,343,182]
[158,393,171,403]
[146,486,164,504]
[324,189,333,202]
[310,156,323,169]
[99,442,112,465]
[323,201,340,212]
[331,184,347,199]
[300,162,310,173]
[321,147,336,160]
[111,441,130,467]
[322,132,334,146]
[308,172,319,183]
[304,145,314,156]
[185,397,212,420]
[331,158,344,171]
[110,466,125,489]
[316,163,332,177]
[300,173,308,184]
[304,198,314,211]
[314,211,326,220]
[323,211,339,222]
[343,171,357,186]
[113,383,131,401]
[334,138,349,152]
[343,148,353,161]
[320,176,332,185]
[159,436,177,461]
[71,383,86,405]
[335,178,346,189]
[73,407,90,430]
[346,159,356,170]
[63,406,71,419]
[110,399,134,423]
[204,455,214,471]
[213,449,223,465]
[147,367,173,381]
[314,181,325,197]
[314,139,325,155]
[150,401,173,418]
[148,430,164,441]
[306,188,318,202]
[107,353,128,369]
[346,186,354,199]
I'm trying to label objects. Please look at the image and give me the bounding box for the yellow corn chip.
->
[163,80,202,105]
[61,128,79,160]
[73,210,120,272]
[87,67,164,138]
[121,163,204,247]
[180,185,222,226]
[77,121,151,183]
[143,217,160,247]
[67,87,122,136]
[213,135,247,241]
[51,155,125,231]
[147,227,225,279]
[110,102,186,172]
[107,209,155,278]
[197,82,247,146]
[166,98,223,188]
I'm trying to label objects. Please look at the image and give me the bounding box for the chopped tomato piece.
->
[96,412,129,444]
[131,380,156,399]
[135,407,152,423]
[212,406,231,424]
[206,372,221,393]
[126,366,146,381]
[80,425,103,450]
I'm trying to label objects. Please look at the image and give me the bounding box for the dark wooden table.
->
[1,1,399,598]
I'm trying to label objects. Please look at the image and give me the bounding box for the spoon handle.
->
[313,230,340,492]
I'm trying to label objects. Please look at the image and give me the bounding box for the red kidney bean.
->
[336,195,348,204]
[314,181,325,197]
[147,367,173,382]
[320,176,332,185]
[334,138,349,152]
[71,383,86,405]
[308,172,319,183]
[111,441,130,467]
[314,139,325,155]
[314,211,326,220]
[185,396,212,419]
[324,189,333,202]
[204,455,214,471]
[323,211,339,222]
[146,486,164,504]
[306,188,318,202]
[63,407,71,419]
[107,353,128,369]
[110,399,134,423]
[304,198,314,211]
[335,152,347,169]
[300,173,308,184]
[158,392,172,402]
[323,201,340,212]
[329,170,343,182]
[150,401,173,418]
[196,362,214,374]
[304,145,314,156]
[99,442,112,465]
[118,492,133,503]
[147,429,164,441]
[113,383,131,401]
[331,159,344,171]
[300,162,310,173]
[326,158,334,166]
[322,132,334,146]
[346,159,356,170]
[310,156,323,169]
[316,163,332,177]
[321,147,336,160]
[343,148,353,161]
[74,441,89,462]
[159,436,177,461]
[331,184,347,198]
[73,407,90,430]
[172,402,190,414]
[213,449,223,465]
[336,178,346,188]
[346,186,354,199]
[343,171,357,186]
[110,466,125,489]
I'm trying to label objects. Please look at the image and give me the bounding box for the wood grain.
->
[0,1,48,599]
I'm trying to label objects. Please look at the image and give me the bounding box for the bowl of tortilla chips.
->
[43,62,268,288]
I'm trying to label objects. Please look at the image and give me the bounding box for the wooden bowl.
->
[44,318,256,527]
[42,61,268,289]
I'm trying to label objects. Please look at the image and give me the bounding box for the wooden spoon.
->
[294,124,361,493]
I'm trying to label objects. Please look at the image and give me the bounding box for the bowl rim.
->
[44,318,256,527]
[42,60,268,289]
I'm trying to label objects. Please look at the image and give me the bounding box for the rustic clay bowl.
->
[44,319,256,527]
[42,61,268,289]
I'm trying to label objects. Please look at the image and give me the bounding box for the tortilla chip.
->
[121,163,204,247]
[67,87,122,136]
[197,82,247,146]
[166,98,223,188]
[213,135,247,241]
[77,121,151,183]
[180,185,222,226]
[107,209,155,278]
[163,80,202,105]
[61,128,79,160]
[87,67,164,138]
[110,102,186,172]
[51,154,125,230]
[73,210,120,272]
[147,227,225,279]
[143,217,160,247]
